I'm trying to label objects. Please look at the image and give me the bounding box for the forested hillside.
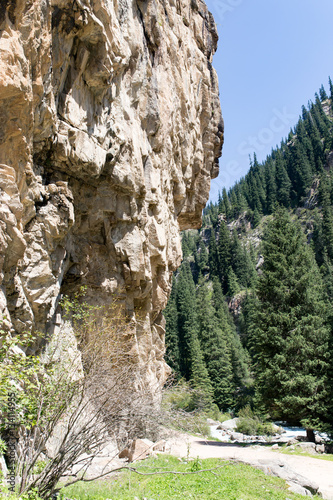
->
[164,80,333,437]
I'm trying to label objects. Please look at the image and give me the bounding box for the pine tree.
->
[208,229,219,278]
[227,267,240,297]
[196,279,234,410]
[176,262,199,379]
[275,150,291,207]
[230,229,254,287]
[252,208,261,228]
[164,276,180,375]
[217,221,231,293]
[319,175,333,261]
[189,333,215,410]
[329,77,333,99]
[329,77,333,112]
[264,159,277,213]
[213,279,252,409]
[289,141,313,201]
[250,208,331,439]
[319,84,328,101]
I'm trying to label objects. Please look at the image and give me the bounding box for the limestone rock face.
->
[0,0,223,386]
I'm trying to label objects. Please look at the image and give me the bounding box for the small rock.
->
[287,482,313,496]
[271,444,279,450]
[207,418,219,425]
[295,442,317,453]
[231,432,244,441]
[315,444,325,454]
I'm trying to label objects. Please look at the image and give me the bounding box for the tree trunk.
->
[306,428,315,443]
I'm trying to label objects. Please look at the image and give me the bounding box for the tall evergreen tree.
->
[264,159,277,213]
[319,84,328,101]
[189,333,215,410]
[164,276,180,375]
[217,221,231,293]
[197,279,234,410]
[222,187,231,220]
[250,208,331,440]
[175,262,199,379]
[275,150,291,207]
[208,229,219,278]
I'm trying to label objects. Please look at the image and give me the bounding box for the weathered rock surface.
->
[0,0,223,387]
[255,458,320,496]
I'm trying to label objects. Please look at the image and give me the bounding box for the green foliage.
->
[166,78,333,430]
[61,454,316,500]
[250,208,331,432]
[235,406,276,436]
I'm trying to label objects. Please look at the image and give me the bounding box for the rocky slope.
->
[0,0,223,388]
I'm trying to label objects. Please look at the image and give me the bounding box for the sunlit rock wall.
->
[0,0,223,387]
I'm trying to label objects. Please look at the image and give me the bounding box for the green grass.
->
[274,444,333,461]
[60,454,321,500]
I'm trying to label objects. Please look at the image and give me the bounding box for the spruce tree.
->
[208,229,219,278]
[213,279,252,409]
[264,159,277,213]
[319,84,328,101]
[319,175,333,261]
[217,221,231,293]
[164,276,180,375]
[196,279,234,410]
[250,208,331,440]
[227,268,240,297]
[176,262,199,379]
[189,334,215,410]
[222,187,231,220]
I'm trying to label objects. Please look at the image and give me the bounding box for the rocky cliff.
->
[0,0,223,387]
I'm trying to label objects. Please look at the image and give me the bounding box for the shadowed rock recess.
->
[0,0,223,388]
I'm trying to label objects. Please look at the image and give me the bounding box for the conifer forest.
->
[164,80,333,438]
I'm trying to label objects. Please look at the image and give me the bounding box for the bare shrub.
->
[0,295,161,499]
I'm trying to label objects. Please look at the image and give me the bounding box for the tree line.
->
[164,80,333,440]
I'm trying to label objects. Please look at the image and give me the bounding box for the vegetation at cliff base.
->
[165,79,333,438]
[60,454,318,500]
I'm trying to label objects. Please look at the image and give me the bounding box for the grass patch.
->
[60,454,321,499]
[275,444,333,461]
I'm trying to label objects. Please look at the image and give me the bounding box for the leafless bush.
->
[1,297,162,499]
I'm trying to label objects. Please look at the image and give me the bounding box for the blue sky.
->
[205,0,333,203]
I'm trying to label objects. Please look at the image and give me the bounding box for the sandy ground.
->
[167,432,333,499]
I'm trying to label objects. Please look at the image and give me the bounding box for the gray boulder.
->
[219,418,239,431]
[256,458,319,495]
[231,432,244,441]
[287,481,313,496]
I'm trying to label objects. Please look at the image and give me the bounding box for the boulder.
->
[152,440,171,453]
[219,418,239,431]
[118,438,154,462]
[256,459,319,496]
[295,442,317,453]
[207,418,220,426]
[287,438,299,446]
[230,432,244,442]
[287,481,313,496]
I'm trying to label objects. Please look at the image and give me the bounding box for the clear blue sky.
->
[205,0,333,203]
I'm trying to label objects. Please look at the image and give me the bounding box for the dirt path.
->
[167,433,333,499]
